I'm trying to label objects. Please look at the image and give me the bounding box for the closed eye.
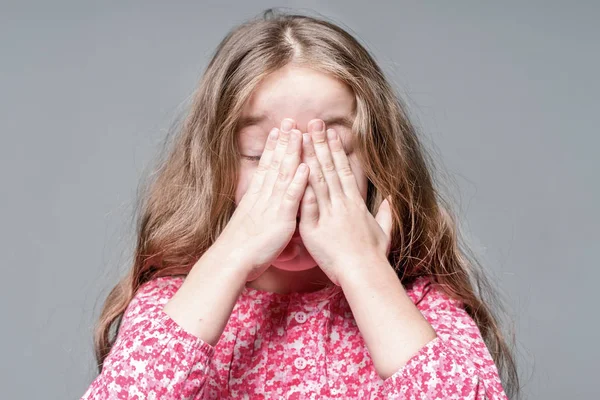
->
[243,151,351,163]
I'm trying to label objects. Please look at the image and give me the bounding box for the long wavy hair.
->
[93,8,520,398]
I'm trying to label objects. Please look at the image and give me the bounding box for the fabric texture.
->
[81,274,508,399]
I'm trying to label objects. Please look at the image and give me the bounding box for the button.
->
[294,311,307,323]
[293,357,307,370]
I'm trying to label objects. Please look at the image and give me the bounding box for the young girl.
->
[82,9,519,400]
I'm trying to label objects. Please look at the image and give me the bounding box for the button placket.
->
[286,299,325,381]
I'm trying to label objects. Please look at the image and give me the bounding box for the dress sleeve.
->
[81,277,215,400]
[382,281,509,399]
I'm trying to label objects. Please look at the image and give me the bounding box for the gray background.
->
[2,1,598,399]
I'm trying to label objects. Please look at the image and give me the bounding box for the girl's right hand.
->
[214,119,309,281]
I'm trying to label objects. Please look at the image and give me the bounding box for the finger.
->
[300,184,319,226]
[280,163,310,219]
[308,119,344,199]
[301,131,330,211]
[271,129,302,201]
[245,127,280,196]
[258,118,295,201]
[375,197,394,257]
[326,127,363,200]
[375,197,393,238]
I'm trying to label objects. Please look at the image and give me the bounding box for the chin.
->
[272,239,317,271]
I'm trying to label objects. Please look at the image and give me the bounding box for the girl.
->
[82,9,519,400]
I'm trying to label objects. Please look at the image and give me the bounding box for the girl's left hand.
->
[299,120,393,286]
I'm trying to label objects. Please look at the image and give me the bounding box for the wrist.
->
[195,243,252,283]
[337,253,391,288]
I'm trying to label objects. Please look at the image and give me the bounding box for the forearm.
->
[162,244,249,346]
[83,276,217,399]
[339,256,437,380]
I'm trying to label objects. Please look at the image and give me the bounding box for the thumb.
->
[375,196,393,254]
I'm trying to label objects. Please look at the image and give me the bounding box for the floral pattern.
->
[81,274,508,399]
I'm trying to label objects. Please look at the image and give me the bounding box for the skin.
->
[234,66,437,379]
[235,65,368,295]
[165,65,438,379]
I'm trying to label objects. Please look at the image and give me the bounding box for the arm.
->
[339,258,508,400]
[162,244,248,346]
[339,256,437,379]
[81,247,249,400]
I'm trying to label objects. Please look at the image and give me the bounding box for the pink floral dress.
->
[81,275,509,399]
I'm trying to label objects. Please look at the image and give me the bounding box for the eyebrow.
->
[237,114,355,129]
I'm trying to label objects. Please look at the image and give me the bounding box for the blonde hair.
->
[93,8,520,398]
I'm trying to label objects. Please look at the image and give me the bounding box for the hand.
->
[215,119,308,281]
[299,120,393,286]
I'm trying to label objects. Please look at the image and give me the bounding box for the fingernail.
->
[310,120,324,133]
[281,119,294,132]
[327,129,337,140]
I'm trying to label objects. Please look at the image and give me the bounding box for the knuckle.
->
[277,170,290,182]
[339,165,353,177]
[304,192,317,205]
[315,172,326,184]
[304,147,316,157]
[284,190,297,202]
[322,162,336,172]
[269,159,281,171]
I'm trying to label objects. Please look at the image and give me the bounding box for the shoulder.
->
[404,275,464,312]
[404,275,479,340]
[135,275,186,304]
[119,275,186,331]
[404,275,494,366]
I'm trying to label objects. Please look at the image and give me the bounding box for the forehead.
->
[239,65,356,133]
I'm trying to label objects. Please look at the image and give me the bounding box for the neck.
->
[245,265,332,295]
